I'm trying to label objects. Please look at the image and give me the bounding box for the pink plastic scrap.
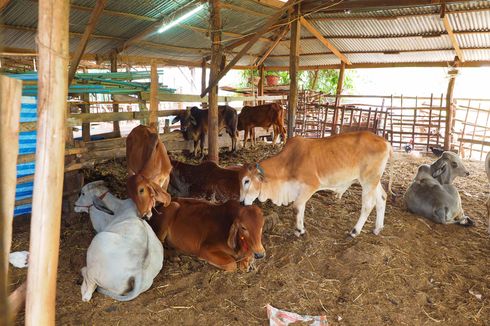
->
[266,304,328,326]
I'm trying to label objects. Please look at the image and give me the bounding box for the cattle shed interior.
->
[1,0,490,325]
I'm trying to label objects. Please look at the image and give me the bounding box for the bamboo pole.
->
[258,65,264,105]
[110,54,121,137]
[288,4,300,139]
[332,62,346,135]
[149,61,159,132]
[25,0,69,324]
[208,0,222,162]
[0,76,22,325]
[444,70,458,150]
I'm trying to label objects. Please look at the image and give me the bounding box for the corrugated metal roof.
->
[1,0,490,68]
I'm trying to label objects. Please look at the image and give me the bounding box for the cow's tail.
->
[387,146,396,197]
[96,273,143,302]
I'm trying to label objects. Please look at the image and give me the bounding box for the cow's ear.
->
[150,182,171,207]
[432,161,447,178]
[93,197,114,215]
[227,220,239,249]
[190,115,197,126]
[171,116,180,124]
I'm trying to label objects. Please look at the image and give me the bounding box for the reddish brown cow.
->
[169,160,239,202]
[126,125,172,218]
[148,198,265,272]
[237,103,286,147]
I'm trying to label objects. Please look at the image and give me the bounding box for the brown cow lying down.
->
[126,125,172,218]
[239,131,393,238]
[148,198,265,272]
[237,103,286,147]
[168,159,240,202]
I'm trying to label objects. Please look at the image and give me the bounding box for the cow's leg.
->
[251,128,256,147]
[350,183,377,237]
[373,182,387,235]
[199,133,205,159]
[193,139,199,157]
[244,128,250,148]
[199,247,238,272]
[487,195,490,234]
[81,267,97,302]
[293,189,316,237]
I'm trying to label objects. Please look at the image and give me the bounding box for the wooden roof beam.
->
[255,24,290,66]
[0,0,11,10]
[68,0,107,84]
[178,23,272,43]
[441,4,465,62]
[299,17,351,65]
[201,0,296,97]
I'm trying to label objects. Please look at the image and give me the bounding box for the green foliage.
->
[239,69,355,92]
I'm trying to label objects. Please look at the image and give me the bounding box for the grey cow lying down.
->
[404,151,474,226]
[81,198,163,302]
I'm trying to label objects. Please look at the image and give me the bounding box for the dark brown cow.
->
[171,105,238,157]
[169,160,239,202]
[237,103,286,147]
[126,125,172,218]
[148,198,265,272]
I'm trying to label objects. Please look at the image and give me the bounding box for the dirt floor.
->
[9,143,490,325]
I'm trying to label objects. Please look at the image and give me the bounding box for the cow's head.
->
[430,151,469,184]
[239,163,265,205]
[227,205,265,259]
[127,174,171,218]
[74,180,109,213]
[171,108,197,139]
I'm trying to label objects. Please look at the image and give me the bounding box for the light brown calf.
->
[237,103,286,147]
[126,125,172,218]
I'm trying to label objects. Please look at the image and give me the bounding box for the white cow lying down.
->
[74,180,123,233]
[81,198,163,302]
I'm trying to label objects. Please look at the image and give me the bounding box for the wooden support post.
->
[258,65,264,105]
[331,62,346,135]
[208,0,222,162]
[149,61,159,132]
[110,54,121,137]
[0,76,22,325]
[288,4,300,139]
[444,60,459,150]
[26,0,69,324]
[201,57,207,109]
[81,93,91,142]
[67,0,107,84]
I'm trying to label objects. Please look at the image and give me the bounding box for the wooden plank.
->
[208,0,222,162]
[17,147,86,164]
[140,92,286,103]
[149,61,159,131]
[256,25,290,66]
[201,0,295,97]
[288,4,300,138]
[0,75,22,325]
[25,0,69,324]
[299,17,351,65]
[442,15,465,62]
[67,0,107,84]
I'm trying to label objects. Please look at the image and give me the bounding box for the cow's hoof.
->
[294,228,305,237]
[459,216,475,227]
[373,227,383,235]
[349,228,359,238]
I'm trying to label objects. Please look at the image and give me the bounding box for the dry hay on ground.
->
[10,144,490,325]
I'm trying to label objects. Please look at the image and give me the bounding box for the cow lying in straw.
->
[148,198,265,272]
[404,151,473,226]
[239,131,393,237]
[81,199,163,302]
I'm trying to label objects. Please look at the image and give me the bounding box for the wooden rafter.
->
[68,0,107,84]
[221,2,269,17]
[0,0,10,10]
[178,23,272,43]
[201,0,296,97]
[441,14,465,61]
[299,17,351,65]
[255,24,290,66]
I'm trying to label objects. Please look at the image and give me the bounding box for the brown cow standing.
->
[126,125,172,218]
[169,160,240,202]
[237,103,286,147]
[148,198,265,272]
